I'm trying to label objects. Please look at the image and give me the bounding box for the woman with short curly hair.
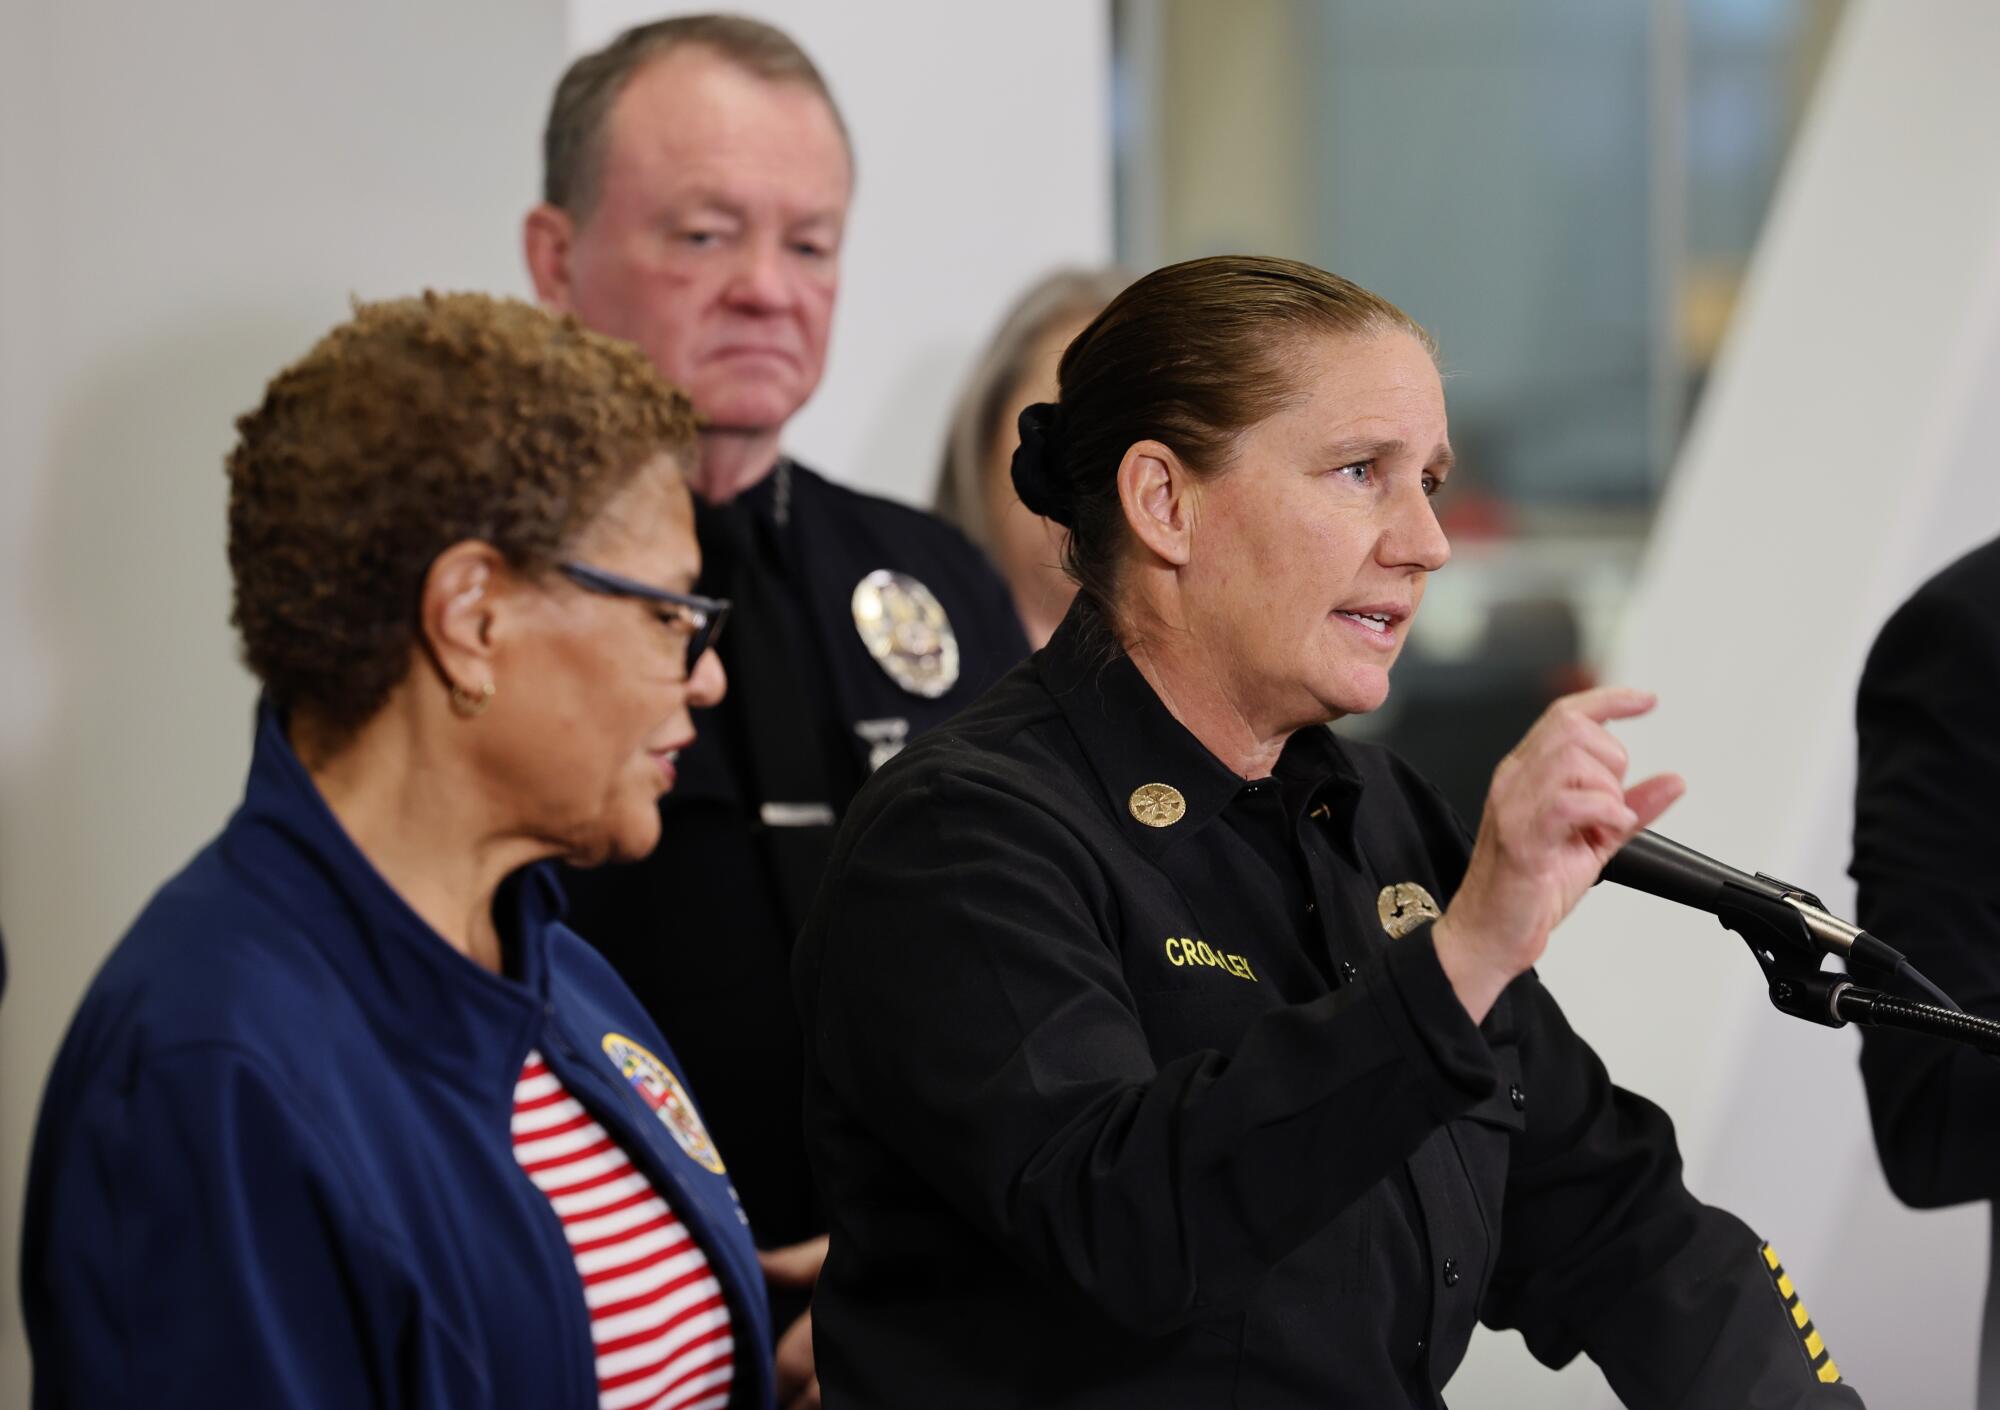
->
[23,292,775,1410]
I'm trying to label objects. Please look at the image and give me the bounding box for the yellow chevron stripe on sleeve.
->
[1760,1242,1842,1385]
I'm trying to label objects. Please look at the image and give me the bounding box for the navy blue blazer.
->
[21,703,773,1408]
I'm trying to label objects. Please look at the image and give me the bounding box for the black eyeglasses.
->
[558,562,731,675]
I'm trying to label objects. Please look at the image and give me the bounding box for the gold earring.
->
[450,679,495,717]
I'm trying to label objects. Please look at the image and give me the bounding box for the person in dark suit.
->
[1852,532,2000,1407]
[522,17,1028,1399]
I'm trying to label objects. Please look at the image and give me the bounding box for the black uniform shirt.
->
[1215,740,1443,1391]
[795,604,1862,1408]
[561,460,1029,1272]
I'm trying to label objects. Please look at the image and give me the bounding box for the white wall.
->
[0,5,1110,1404]
[569,0,1117,506]
[0,3,569,1403]
[1457,1,2000,1404]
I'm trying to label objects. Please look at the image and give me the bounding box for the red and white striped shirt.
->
[513,1051,735,1410]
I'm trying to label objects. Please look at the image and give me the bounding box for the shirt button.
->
[1442,1257,1460,1288]
[1415,1338,1427,1354]
[1339,959,1358,983]
[1305,900,1316,914]
[1510,1083,1526,1111]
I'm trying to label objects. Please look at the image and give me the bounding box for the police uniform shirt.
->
[560,459,1029,1273]
[793,602,1862,1408]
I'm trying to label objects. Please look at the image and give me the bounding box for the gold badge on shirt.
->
[1377,882,1441,939]
[1128,783,1187,828]
[851,569,960,699]
[602,1032,726,1174]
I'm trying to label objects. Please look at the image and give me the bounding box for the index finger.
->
[1559,685,1659,725]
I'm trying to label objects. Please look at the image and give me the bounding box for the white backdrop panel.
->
[1459,1,2000,1405]
[0,4,567,1404]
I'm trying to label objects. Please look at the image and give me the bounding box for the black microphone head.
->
[1599,829,1780,912]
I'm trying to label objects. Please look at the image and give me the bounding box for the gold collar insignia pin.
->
[1377,882,1441,939]
[1128,782,1187,828]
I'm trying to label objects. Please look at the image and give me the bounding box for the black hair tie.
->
[1011,401,1076,528]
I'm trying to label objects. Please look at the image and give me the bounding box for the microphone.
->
[1600,830,1905,972]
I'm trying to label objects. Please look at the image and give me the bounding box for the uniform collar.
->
[736,455,791,527]
[695,457,798,590]
[1037,603,1362,853]
[217,698,554,1088]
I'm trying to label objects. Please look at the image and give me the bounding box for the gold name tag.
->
[1164,937,1256,983]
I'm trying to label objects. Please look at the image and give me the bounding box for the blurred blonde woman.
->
[934,267,1129,647]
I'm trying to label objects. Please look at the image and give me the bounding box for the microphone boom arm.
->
[1712,876,2000,1055]
[1714,877,1850,1029]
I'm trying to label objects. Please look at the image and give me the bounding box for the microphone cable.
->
[1890,957,1963,1014]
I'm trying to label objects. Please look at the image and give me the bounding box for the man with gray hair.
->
[524,16,1028,1403]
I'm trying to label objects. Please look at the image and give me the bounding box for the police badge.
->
[1376,882,1442,939]
[851,569,960,698]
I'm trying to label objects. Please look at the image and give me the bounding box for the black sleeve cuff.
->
[1368,921,1500,1116]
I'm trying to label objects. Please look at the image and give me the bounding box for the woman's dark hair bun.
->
[1010,401,1075,527]
[1002,257,1432,628]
